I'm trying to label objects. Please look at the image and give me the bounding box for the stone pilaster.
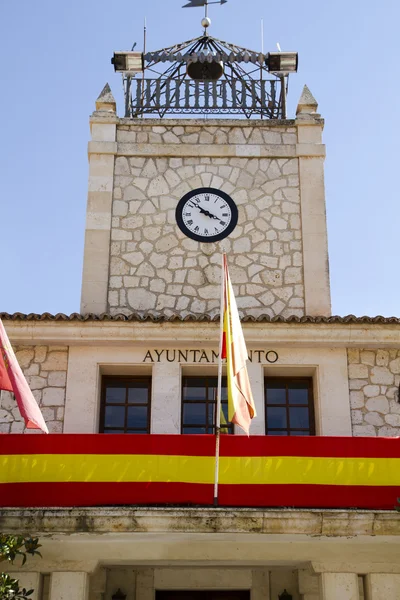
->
[135,569,154,600]
[151,361,181,433]
[365,573,400,599]
[245,362,265,435]
[296,85,331,316]
[80,84,118,314]
[319,573,358,600]
[298,569,320,600]
[89,567,106,600]
[12,572,41,600]
[251,570,270,600]
[50,572,89,600]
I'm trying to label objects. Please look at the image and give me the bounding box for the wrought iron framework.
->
[123,34,286,119]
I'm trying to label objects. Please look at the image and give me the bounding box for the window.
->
[100,376,151,433]
[265,378,315,436]
[181,376,233,434]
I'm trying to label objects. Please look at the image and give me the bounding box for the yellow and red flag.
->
[0,319,48,433]
[1,434,400,509]
[221,255,256,435]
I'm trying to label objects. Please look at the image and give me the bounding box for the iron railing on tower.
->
[128,77,282,119]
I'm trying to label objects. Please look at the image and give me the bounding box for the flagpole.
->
[214,252,225,507]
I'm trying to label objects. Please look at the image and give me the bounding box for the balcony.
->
[1,434,399,510]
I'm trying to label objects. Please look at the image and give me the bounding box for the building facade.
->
[1,27,400,600]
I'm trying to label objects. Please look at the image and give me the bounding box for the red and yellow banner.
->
[1,434,400,509]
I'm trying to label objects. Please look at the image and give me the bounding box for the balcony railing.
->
[1,434,399,510]
[128,78,282,119]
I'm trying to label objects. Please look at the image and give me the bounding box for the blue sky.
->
[1,0,399,316]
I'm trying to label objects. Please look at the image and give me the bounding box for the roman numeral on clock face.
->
[176,188,238,243]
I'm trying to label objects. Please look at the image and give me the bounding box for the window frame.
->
[100,375,152,434]
[264,376,315,436]
[181,375,233,435]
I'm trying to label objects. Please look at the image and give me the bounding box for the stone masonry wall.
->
[109,122,304,318]
[0,346,68,433]
[348,348,400,436]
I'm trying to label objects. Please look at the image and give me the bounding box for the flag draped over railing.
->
[0,319,48,434]
[2,434,400,510]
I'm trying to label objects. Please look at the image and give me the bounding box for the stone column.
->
[365,573,400,599]
[80,83,118,315]
[320,573,358,600]
[298,569,320,600]
[136,569,154,600]
[90,567,107,600]
[247,362,265,435]
[151,362,181,433]
[296,85,331,317]
[12,572,41,600]
[50,572,89,600]
[251,569,270,600]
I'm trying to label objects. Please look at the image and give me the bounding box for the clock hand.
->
[192,201,219,219]
[203,209,219,218]
[191,201,205,214]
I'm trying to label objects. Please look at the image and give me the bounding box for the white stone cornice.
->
[1,507,399,537]
[3,319,400,347]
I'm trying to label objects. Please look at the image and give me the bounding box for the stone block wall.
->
[109,121,304,318]
[0,346,68,433]
[348,348,400,436]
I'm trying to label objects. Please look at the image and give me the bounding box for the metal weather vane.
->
[182,0,227,36]
[182,0,227,14]
[182,0,227,9]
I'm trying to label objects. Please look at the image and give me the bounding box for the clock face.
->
[175,187,238,243]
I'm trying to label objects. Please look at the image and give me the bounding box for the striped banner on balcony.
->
[1,434,399,509]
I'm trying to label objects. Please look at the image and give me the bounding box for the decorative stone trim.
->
[1,507,399,537]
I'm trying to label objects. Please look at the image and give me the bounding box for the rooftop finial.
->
[296,84,318,116]
[95,83,116,113]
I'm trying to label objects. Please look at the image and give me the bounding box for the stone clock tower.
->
[80,29,330,319]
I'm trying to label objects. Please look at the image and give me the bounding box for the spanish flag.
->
[221,255,256,435]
